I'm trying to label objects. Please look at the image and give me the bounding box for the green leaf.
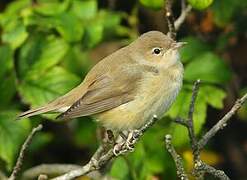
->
[62,46,92,77]
[180,37,210,63]
[71,0,97,20]
[128,142,146,172]
[22,12,84,43]
[211,0,234,26]
[19,67,80,108]
[167,88,192,146]
[82,11,122,48]
[98,11,122,33]
[139,0,164,10]
[19,35,69,79]
[33,0,70,16]
[184,52,232,84]
[0,45,13,80]
[74,118,97,148]
[188,0,213,10]
[138,125,169,178]
[211,0,247,27]
[83,22,103,48]
[29,132,53,152]
[200,85,226,109]
[1,20,28,49]
[0,0,30,17]
[170,125,188,147]
[0,110,31,169]
[167,86,192,121]
[54,13,84,43]
[110,157,129,179]
[0,45,16,106]
[0,73,16,107]
[193,93,207,133]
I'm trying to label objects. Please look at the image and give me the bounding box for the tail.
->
[18,82,87,120]
[17,105,58,119]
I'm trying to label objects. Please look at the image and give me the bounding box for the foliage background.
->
[0,0,246,179]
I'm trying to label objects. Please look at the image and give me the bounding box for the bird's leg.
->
[106,130,115,144]
[113,143,128,156]
[119,131,128,140]
[100,129,115,157]
[125,129,142,149]
[113,131,128,156]
[113,130,142,156]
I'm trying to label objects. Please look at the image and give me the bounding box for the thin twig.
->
[50,160,97,180]
[175,80,201,151]
[198,93,247,150]
[165,0,176,39]
[51,115,158,180]
[22,164,81,180]
[174,5,192,31]
[188,79,201,122]
[165,134,188,180]
[8,124,43,180]
[165,0,192,39]
[175,118,189,127]
[133,114,158,139]
[196,162,230,180]
[187,79,201,151]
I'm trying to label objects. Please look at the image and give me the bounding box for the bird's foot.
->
[113,130,141,156]
[125,130,140,149]
[113,142,128,156]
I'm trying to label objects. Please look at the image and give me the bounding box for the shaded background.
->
[0,0,247,179]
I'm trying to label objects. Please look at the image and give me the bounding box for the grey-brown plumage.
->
[19,31,184,131]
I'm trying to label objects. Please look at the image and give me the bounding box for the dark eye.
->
[152,48,162,55]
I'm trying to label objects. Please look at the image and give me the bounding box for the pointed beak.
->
[172,42,187,50]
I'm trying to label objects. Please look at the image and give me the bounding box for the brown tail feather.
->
[18,83,87,120]
[17,106,57,119]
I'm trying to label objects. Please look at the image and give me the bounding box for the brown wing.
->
[56,66,142,120]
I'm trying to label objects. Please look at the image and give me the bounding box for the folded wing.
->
[56,66,142,120]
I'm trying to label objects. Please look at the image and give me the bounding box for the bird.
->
[18,31,184,136]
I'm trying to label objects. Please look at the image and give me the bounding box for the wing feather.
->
[56,65,142,120]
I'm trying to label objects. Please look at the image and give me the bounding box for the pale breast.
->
[95,63,183,131]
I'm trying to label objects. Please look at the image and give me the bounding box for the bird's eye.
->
[152,47,162,55]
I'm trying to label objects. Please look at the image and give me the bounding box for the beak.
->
[172,42,187,49]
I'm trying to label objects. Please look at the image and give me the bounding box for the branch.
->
[167,80,247,179]
[51,115,158,180]
[22,164,81,180]
[165,0,192,39]
[174,4,192,31]
[165,0,176,39]
[165,135,188,180]
[187,79,200,150]
[195,162,230,180]
[8,124,43,180]
[198,92,247,150]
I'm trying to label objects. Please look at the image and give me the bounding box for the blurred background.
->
[0,0,247,179]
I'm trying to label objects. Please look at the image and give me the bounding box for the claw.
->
[113,130,141,156]
[127,130,141,145]
[113,143,127,156]
[125,143,134,152]
[113,144,121,156]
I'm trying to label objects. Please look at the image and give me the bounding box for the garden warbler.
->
[19,31,185,131]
